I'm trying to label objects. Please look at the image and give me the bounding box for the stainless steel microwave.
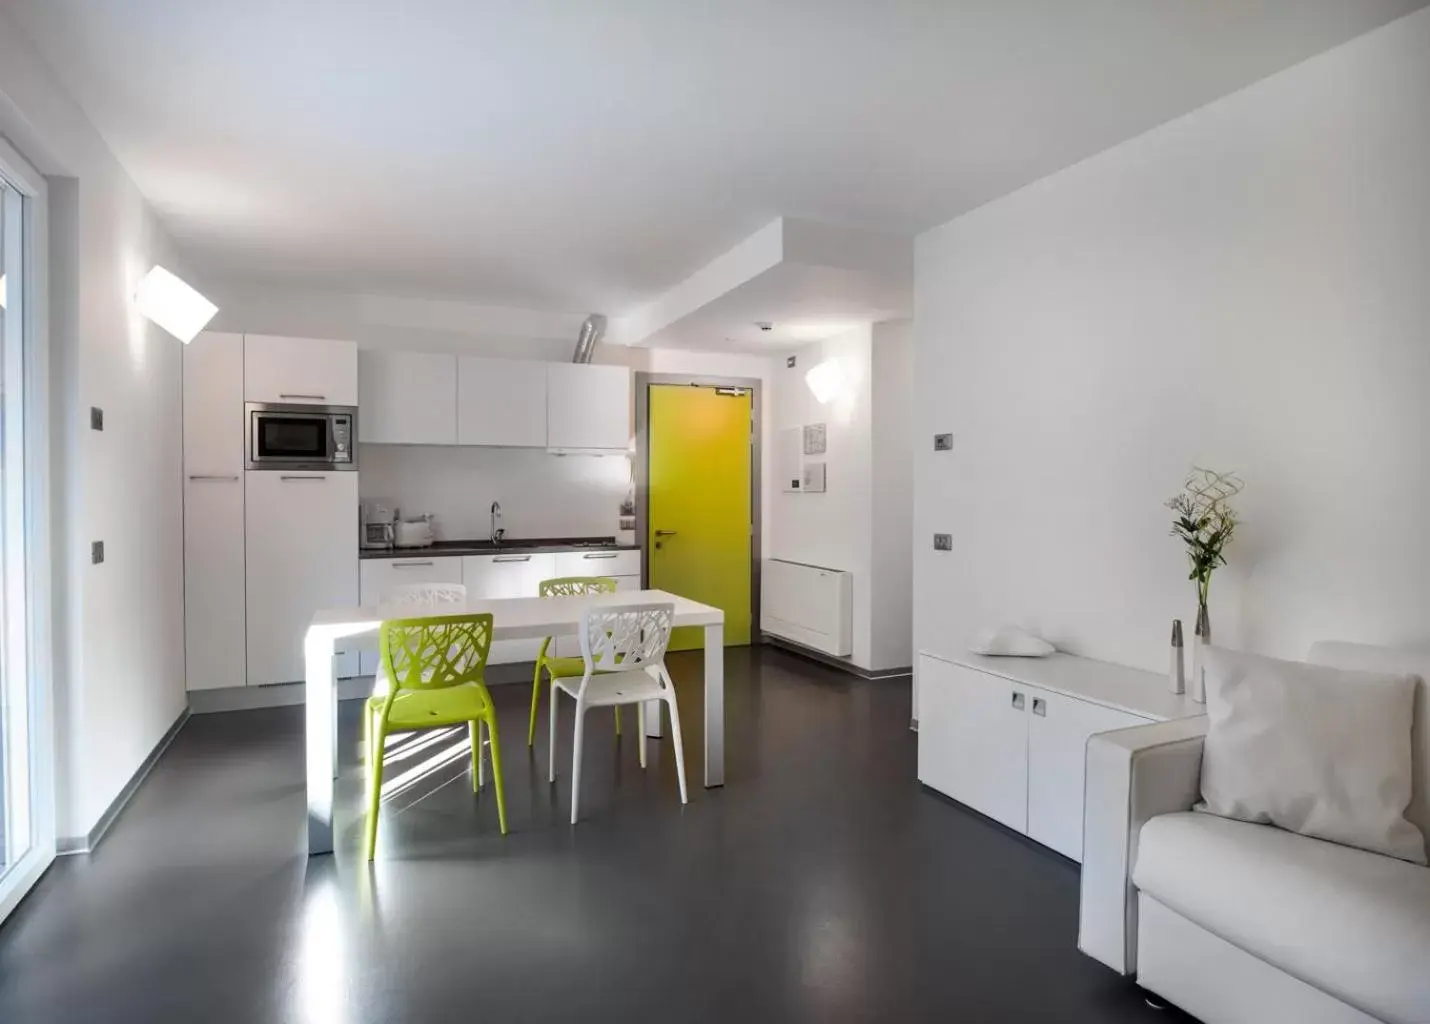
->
[246,402,357,471]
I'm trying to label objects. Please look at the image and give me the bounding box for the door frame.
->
[0,135,55,925]
[634,373,763,641]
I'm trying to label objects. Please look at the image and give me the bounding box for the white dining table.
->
[304,588,725,856]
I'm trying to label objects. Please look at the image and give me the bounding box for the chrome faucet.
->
[490,501,504,545]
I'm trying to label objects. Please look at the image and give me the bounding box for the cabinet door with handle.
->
[357,555,464,675]
[245,471,359,685]
[244,334,358,406]
[184,474,246,691]
[463,553,556,664]
[916,656,1029,833]
[1025,688,1149,861]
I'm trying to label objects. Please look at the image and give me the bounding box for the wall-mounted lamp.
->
[804,358,846,405]
[134,265,217,343]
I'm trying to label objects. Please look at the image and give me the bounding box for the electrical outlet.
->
[933,433,953,451]
[91,540,105,564]
[786,355,797,368]
[933,533,952,551]
[90,407,104,431]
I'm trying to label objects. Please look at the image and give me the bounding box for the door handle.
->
[582,552,617,559]
[188,474,239,482]
[493,555,532,563]
[279,475,326,481]
[279,393,326,401]
[1032,697,1046,717]
[392,561,435,568]
[654,530,678,536]
[1011,691,1026,711]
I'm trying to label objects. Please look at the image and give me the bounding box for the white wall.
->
[913,9,1430,690]
[0,11,187,841]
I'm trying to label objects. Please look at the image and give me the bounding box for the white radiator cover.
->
[761,558,853,656]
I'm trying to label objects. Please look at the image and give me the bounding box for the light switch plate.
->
[786,355,797,369]
[933,534,952,551]
[91,540,105,564]
[933,433,953,451]
[90,407,104,431]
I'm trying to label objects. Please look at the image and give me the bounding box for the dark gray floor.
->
[0,647,1181,1023]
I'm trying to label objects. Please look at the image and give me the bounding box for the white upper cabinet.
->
[458,357,548,447]
[184,331,245,473]
[546,363,632,451]
[358,350,458,444]
[244,334,359,406]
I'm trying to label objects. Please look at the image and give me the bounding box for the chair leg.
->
[528,661,544,747]
[485,714,508,835]
[365,715,389,860]
[570,701,587,825]
[614,705,622,736]
[469,720,483,793]
[637,702,647,769]
[362,703,372,768]
[548,682,559,783]
[664,683,689,806]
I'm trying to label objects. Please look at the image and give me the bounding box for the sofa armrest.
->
[1078,716,1207,975]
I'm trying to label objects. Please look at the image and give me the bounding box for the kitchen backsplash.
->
[359,444,630,541]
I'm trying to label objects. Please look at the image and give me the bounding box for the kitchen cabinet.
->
[358,350,458,445]
[184,332,246,692]
[458,357,548,447]
[244,334,359,406]
[917,652,1198,862]
[356,555,465,675]
[552,550,642,658]
[463,553,556,664]
[245,471,360,686]
[546,363,631,451]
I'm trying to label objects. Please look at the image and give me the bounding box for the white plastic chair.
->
[548,602,688,824]
[364,582,471,769]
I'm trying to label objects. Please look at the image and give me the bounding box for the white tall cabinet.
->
[245,471,359,685]
[183,332,247,691]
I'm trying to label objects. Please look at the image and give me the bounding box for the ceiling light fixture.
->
[805,358,846,404]
[134,265,217,343]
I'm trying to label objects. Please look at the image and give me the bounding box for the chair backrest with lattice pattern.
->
[385,582,468,607]
[538,576,617,598]
[580,603,674,674]
[379,613,493,692]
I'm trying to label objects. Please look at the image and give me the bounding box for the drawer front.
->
[553,549,640,578]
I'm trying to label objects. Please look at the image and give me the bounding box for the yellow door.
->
[648,385,753,650]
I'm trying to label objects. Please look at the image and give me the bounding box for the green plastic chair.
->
[366,612,507,860]
[528,576,623,746]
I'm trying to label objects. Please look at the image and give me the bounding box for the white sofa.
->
[1079,642,1430,1024]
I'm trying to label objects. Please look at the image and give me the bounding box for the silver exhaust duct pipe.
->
[572,313,607,363]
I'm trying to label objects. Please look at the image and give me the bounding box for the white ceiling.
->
[8,0,1425,322]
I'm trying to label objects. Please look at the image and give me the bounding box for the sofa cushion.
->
[1134,812,1430,1024]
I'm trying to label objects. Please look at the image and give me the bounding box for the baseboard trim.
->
[762,635,912,680]
[57,708,190,856]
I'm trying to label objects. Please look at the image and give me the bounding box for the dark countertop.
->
[360,536,640,560]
